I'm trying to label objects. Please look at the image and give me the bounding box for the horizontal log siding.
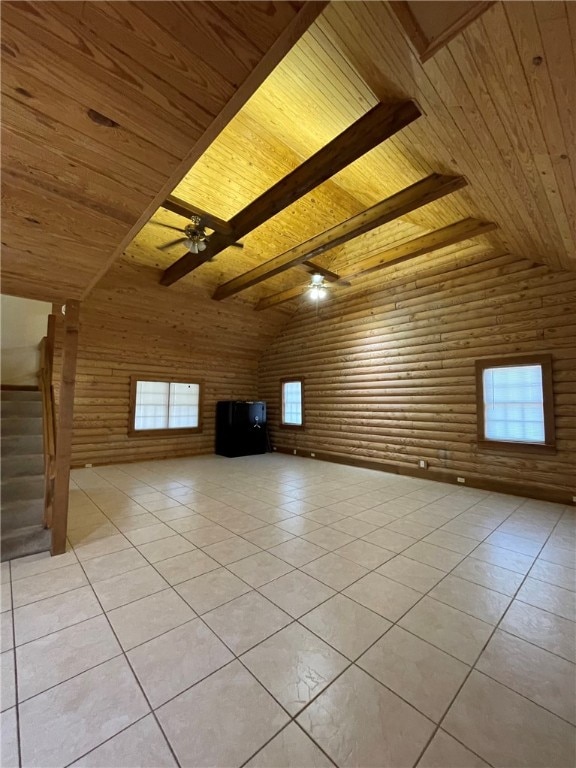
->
[259,250,576,498]
[53,261,288,467]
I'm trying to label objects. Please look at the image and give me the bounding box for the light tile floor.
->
[1,454,575,767]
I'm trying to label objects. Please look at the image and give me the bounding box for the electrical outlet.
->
[85,463,92,468]
[293,449,297,455]
[311,452,316,458]
[457,477,466,484]
[572,495,576,503]
[272,447,277,451]
[418,459,428,469]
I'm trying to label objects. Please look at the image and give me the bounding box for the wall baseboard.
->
[70,449,214,470]
[272,446,575,506]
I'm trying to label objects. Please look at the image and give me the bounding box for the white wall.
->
[1,296,52,385]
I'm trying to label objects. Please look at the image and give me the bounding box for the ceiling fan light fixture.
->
[181,214,210,255]
[308,273,328,300]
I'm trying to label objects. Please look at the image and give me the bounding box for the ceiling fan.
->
[154,214,244,255]
[306,273,333,301]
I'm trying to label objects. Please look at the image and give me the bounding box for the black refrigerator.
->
[215,400,268,457]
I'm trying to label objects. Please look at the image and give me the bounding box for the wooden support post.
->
[40,313,57,529]
[51,300,80,556]
[45,313,56,373]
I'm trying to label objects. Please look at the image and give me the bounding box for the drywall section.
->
[1,295,51,385]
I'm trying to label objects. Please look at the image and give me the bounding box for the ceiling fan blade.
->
[151,222,184,233]
[230,242,244,249]
[157,237,188,251]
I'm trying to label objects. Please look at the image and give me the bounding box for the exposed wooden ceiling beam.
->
[343,218,497,278]
[227,100,421,239]
[255,262,350,309]
[213,173,466,300]
[300,262,342,281]
[160,100,421,286]
[254,217,497,311]
[161,195,233,236]
[256,283,316,311]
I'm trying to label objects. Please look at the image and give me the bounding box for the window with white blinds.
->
[282,380,303,426]
[482,365,545,442]
[133,380,200,431]
[476,355,555,450]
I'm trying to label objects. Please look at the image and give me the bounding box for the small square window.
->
[281,379,304,428]
[129,378,202,436]
[475,355,555,453]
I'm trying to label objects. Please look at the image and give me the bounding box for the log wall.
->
[259,249,576,499]
[54,260,288,467]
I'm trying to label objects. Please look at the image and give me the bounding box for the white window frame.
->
[129,377,202,436]
[475,355,555,453]
[281,378,304,429]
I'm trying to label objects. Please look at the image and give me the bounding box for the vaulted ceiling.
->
[0,0,320,301]
[2,1,575,311]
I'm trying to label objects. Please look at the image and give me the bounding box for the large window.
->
[129,378,202,436]
[475,355,555,452]
[281,379,304,428]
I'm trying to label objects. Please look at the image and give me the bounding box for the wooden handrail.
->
[38,315,57,529]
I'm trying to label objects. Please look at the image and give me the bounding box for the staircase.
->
[1,389,51,561]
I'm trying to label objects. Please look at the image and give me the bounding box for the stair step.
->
[1,416,43,436]
[1,400,43,417]
[1,498,45,530]
[0,389,49,562]
[1,389,41,401]
[1,454,45,479]
[1,434,44,457]
[2,475,45,503]
[1,525,51,562]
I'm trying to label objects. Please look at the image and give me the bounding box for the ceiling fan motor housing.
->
[184,214,208,242]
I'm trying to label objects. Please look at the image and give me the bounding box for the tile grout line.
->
[129,564,339,765]
[405,500,535,768]
[61,711,153,768]
[410,500,574,767]
[70,555,183,768]
[17,462,574,767]
[105,493,537,768]
[74,488,400,765]
[462,506,576,726]
[15,496,572,695]
[292,506,532,767]
[28,514,572,679]
[237,719,339,768]
[6,559,22,768]
[15,505,573,669]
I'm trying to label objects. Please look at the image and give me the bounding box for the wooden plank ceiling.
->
[2,1,574,309]
[0,0,322,301]
[127,0,575,312]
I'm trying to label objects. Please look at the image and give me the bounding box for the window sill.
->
[128,427,202,438]
[279,423,305,431]
[477,440,556,456]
